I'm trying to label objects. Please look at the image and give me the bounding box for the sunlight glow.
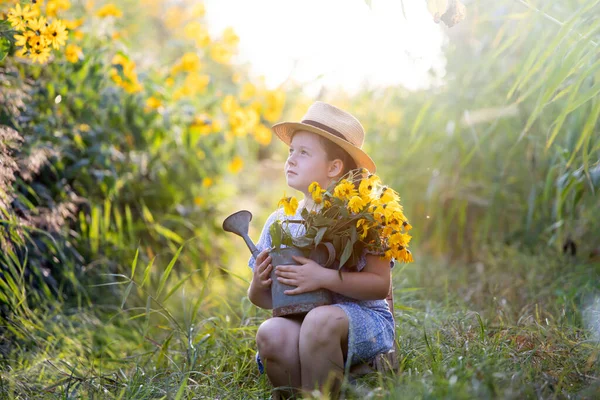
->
[204,0,446,95]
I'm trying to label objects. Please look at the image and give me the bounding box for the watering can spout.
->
[222,210,261,258]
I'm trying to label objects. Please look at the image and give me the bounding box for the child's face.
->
[285,131,332,195]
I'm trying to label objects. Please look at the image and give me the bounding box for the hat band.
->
[301,119,350,144]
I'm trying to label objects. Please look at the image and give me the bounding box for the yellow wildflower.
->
[210,43,232,64]
[380,186,400,203]
[44,20,68,50]
[96,4,123,18]
[263,90,285,122]
[184,21,210,47]
[359,178,376,200]
[221,95,238,114]
[348,196,366,214]
[228,156,243,174]
[253,124,272,146]
[308,182,321,194]
[194,196,205,206]
[27,16,48,33]
[46,0,72,17]
[29,46,52,64]
[63,18,83,30]
[278,195,298,216]
[7,4,38,31]
[356,219,370,239]
[403,221,413,231]
[222,27,239,48]
[240,82,256,101]
[145,97,162,110]
[202,177,213,188]
[191,2,206,18]
[333,179,357,201]
[65,44,83,62]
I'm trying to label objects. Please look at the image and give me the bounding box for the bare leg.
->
[256,316,303,399]
[299,306,349,398]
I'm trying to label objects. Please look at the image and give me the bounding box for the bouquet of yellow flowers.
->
[272,168,414,271]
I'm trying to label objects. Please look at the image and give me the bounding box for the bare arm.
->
[321,254,391,300]
[276,254,391,301]
[247,249,273,309]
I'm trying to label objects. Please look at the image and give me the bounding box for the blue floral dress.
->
[248,206,395,371]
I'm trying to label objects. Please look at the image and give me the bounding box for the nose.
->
[286,153,297,167]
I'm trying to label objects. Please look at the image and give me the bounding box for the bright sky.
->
[203,0,447,96]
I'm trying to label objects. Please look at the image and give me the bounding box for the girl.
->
[247,101,395,399]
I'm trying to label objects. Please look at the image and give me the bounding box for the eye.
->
[301,150,308,155]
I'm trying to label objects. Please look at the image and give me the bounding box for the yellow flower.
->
[221,95,238,114]
[46,0,72,17]
[263,90,285,122]
[194,196,205,206]
[323,200,332,208]
[184,21,210,47]
[278,195,298,216]
[240,82,256,101]
[78,124,90,132]
[174,52,201,73]
[359,178,375,200]
[308,182,321,194]
[333,179,357,201]
[14,31,34,48]
[356,219,370,239]
[348,196,366,214]
[96,4,123,18]
[202,177,213,188]
[44,20,68,50]
[210,43,232,64]
[28,16,48,34]
[228,156,243,174]
[403,221,413,231]
[8,4,38,31]
[65,44,83,62]
[253,124,272,146]
[222,27,239,48]
[63,18,83,30]
[29,46,52,64]
[191,2,206,18]
[145,96,162,110]
[380,186,400,203]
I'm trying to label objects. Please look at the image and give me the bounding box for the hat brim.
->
[272,121,377,173]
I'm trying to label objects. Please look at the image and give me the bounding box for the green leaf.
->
[339,239,353,268]
[269,221,283,248]
[121,282,133,309]
[141,256,155,288]
[130,248,139,280]
[0,36,10,62]
[314,227,327,246]
[156,245,184,298]
[154,223,184,244]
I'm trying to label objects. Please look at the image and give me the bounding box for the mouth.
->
[287,171,297,176]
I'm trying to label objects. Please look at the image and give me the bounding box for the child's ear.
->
[328,159,343,178]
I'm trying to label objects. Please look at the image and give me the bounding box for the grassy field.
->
[1,241,598,399]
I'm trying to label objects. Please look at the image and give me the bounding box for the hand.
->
[274,255,330,295]
[252,249,273,291]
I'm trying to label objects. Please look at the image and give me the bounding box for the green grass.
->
[1,244,598,399]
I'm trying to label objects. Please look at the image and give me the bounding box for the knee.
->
[256,318,294,359]
[300,306,347,349]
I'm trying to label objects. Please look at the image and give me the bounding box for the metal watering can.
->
[222,210,336,317]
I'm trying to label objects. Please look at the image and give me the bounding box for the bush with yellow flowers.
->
[273,169,414,271]
[1,1,71,63]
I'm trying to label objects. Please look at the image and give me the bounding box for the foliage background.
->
[0,0,599,398]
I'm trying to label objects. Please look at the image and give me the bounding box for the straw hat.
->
[272,101,377,173]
